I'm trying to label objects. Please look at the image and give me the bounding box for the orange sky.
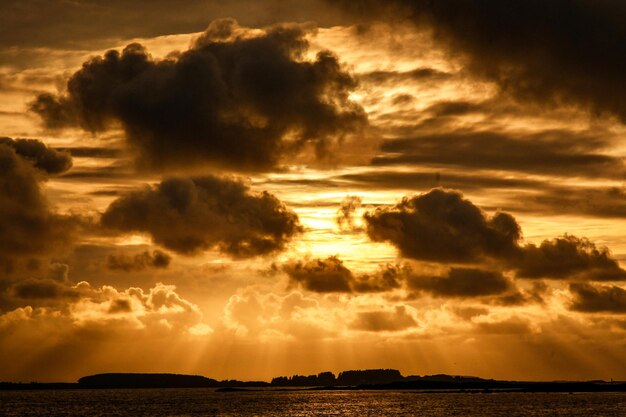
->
[2,0,626,383]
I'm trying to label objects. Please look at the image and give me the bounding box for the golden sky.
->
[2,0,626,383]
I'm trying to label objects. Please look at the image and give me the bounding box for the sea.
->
[1,389,625,416]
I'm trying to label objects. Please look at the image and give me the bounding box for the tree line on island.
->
[2,369,626,393]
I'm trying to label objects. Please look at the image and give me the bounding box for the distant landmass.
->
[2,369,626,393]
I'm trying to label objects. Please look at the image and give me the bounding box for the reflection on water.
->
[1,389,625,417]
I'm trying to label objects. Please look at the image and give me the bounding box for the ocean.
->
[1,389,625,416]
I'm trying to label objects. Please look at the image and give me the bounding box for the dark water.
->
[1,389,625,416]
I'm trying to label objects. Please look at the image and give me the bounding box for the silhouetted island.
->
[2,369,626,393]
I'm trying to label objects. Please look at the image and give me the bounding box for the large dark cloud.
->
[0,137,72,175]
[101,176,301,257]
[407,268,513,298]
[283,256,404,293]
[0,143,77,273]
[335,0,626,122]
[570,283,626,313]
[364,188,626,281]
[31,19,366,172]
[364,188,521,263]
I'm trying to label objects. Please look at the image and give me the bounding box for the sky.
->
[2,0,626,383]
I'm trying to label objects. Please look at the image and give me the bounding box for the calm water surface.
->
[1,389,625,416]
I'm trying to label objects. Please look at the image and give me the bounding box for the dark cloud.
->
[106,250,171,272]
[514,236,626,281]
[58,147,123,159]
[423,100,485,117]
[58,164,133,181]
[522,186,626,219]
[9,278,78,301]
[335,0,626,123]
[284,256,527,301]
[284,256,404,293]
[358,67,451,84]
[364,189,626,281]
[493,281,549,307]
[407,268,513,298]
[570,283,626,313]
[336,195,362,231]
[31,20,367,172]
[351,264,406,293]
[372,130,623,179]
[0,144,77,273]
[108,298,133,314]
[452,306,489,320]
[0,137,72,175]
[350,306,417,332]
[284,256,353,293]
[338,170,538,192]
[101,176,301,257]
[364,188,521,263]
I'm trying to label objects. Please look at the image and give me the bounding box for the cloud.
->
[522,186,626,219]
[31,19,367,172]
[372,130,624,179]
[364,188,521,263]
[101,176,301,257]
[0,0,340,51]
[335,0,626,123]
[332,171,626,221]
[351,264,406,293]
[283,256,404,293]
[2,280,205,333]
[9,278,79,302]
[570,283,626,313]
[0,143,78,273]
[58,147,123,159]
[364,188,626,281]
[350,305,417,332]
[283,256,353,293]
[0,278,213,382]
[0,137,72,175]
[358,67,452,84]
[106,250,171,272]
[407,268,514,298]
[222,287,332,339]
[514,236,626,281]
[0,278,206,334]
[48,263,69,282]
[338,170,538,192]
[336,195,362,231]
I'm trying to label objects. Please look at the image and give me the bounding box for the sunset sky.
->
[2,0,626,383]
